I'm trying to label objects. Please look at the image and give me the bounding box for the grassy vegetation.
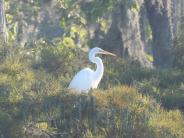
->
[1,0,184,137]
[0,38,184,137]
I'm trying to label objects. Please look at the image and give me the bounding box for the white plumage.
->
[68,47,116,93]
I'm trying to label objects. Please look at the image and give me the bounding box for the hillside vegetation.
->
[0,38,184,137]
[1,0,184,138]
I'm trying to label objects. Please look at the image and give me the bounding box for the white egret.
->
[68,47,116,93]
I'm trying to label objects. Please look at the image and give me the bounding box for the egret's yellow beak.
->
[101,50,116,56]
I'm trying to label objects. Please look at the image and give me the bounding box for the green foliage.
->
[1,0,184,137]
[134,69,184,110]
[1,39,184,138]
[1,42,184,137]
[172,31,184,69]
[97,18,111,34]
[2,83,184,137]
[103,57,153,86]
[149,109,184,138]
[102,56,184,110]
[32,38,82,83]
[80,0,120,21]
[147,24,153,41]
[145,53,154,62]
[130,1,140,12]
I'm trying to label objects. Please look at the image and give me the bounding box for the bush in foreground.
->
[2,86,182,138]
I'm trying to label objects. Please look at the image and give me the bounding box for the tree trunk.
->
[0,0,6,42]
[98,1,153,68]
[145,0,174,67]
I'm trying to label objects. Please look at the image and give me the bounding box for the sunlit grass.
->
[1,44,184,137]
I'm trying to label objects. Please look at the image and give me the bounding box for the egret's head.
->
[89,47,116,58]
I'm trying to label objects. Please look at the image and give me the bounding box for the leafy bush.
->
[1,44,184,137]
[172,31,184,69]
[3,86,183,138]
[102,56,184,110]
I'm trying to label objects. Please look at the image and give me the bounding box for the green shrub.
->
[1,39,184,137]
[172,31,184,69]
[7,86,184,138]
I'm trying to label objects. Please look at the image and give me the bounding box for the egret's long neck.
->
[89,53,104,82]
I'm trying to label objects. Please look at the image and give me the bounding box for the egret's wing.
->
[68,68,94,92]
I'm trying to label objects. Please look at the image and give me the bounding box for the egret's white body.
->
[68,47,115,93]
